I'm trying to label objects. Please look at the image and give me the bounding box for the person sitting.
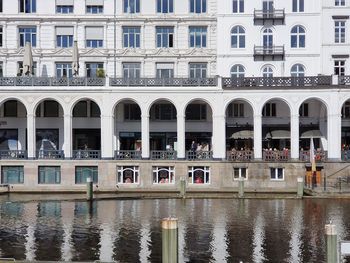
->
[125,177,132,184]
[195,176,204,184]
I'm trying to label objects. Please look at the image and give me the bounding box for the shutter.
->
[56,0,74,5]
[85,27,103,39]
[86,0,104,5]
[56,27,74,35]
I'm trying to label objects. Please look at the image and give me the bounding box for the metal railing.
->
[222,76,332,89]
[341,150,350,161]
[36,150,64,159]
[0,150,27,159]
[109,78,217,87]
[339,75,350,85]
[254,45,284,56]
[263,150,290,162]
[114,150,142,160]
[186,150,213,160]
[151,150,177,160]
[227,150,253,161]
[254,9,285,20]
[299,150,327,162]
[0,77,105,86]
[73,150,101,159]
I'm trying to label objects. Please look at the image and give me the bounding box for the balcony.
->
[36,150,64,159]
[254,9,285,25]
[0,77,105,86]
[114,150,142,160]
[109,78,217,87]
[0,150,27,159]
[300,150,327,162]
[73,150,101,159]
[227,150,253,162]
[254,45,284,61]
[263,150,290,162]
[222,76,332,89]
[186,150,213,160]
[151,151,177,160]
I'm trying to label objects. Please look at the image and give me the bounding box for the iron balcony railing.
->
[254,9,285,21]
[222,76,333,89]
[0,77,105,86]
[0,150,27,159]
[186,150,213,160]
[300,150,327,162]
[341,150,350,161]
[263,150,290,162]
[227,150,253,162]
[109,78,217,87]
[36,150,64,159]
[339,75,350,85]
[151,150,177,160]
[73,150,101,159]
[114,150,142,160]
[254,45,285,56]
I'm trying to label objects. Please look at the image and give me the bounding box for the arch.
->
[261,97,292,115]
[70,97,102,116]
[0,97,28,115]
[290,63,305,77]
[32,97,66,116]
[230,64,245,78]
[183,98,214,117]
[297,96,330,115]
[112,98,142,116]
[224,98,256,116]
[261,64,275,77]
[339,96,350,113]
[146,98,178,116]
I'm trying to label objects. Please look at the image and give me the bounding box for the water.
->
[0,198,350,262]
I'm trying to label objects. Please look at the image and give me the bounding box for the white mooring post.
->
[86,177,93,201]
[325,224,338,263]
[162,218,178,263]
[297,177,304,198]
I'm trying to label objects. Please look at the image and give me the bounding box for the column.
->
[253,114,262,160]
[212,115,226,159]
[328,113,341,160]
[101,115,114,159]
[63,114,72,158]
[290,114,300,160]
[177,114,185,159]
[141,114,150,159]
[27,113,36,159]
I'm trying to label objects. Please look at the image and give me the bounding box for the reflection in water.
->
[1,199,350,262]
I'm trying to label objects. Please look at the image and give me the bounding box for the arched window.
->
[230,64,245,78]
[291,64,305,77]
[231,26,245,48]
[262,28,273,47]
[262,66,273,77]
[291,25,305,48]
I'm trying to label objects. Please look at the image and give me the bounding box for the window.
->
[262,0,273,13]
[75,166,98,184]
[0,62,3,77]
[43,101,59,117]
[186,104,207,120]
[270,167,284,180]
[188,166,210,184]
[38,166,61,184]
[228,103,244,117]
[0,0,2,12]
[0,27,3,47]
[73,101,87,117]
[292,0,304,12]
[291,25,305,48]
[19,0,36,13]
[86,0,104,14]
[157,0,173,13]
[299,103,309,117]
[335,21,346,43]
[56,63,72,78]
[262,66,273,77]
[1,166,24,184]
[233,167,247,180]
[124,103,141,120]
[86,63,103,77]
[151,104,176,120]
[189,63,207,78]
[56,27,74,48]
[17,61,37,76]
[190,0,206,13]
[156,63,174,78]
[123,27,141,48]
[86,27,103,48]
[153,166,175,184]
[290,64,305,77]
[342,102,350,118]
[262,103,276,117]
[124,0,140,13]
[262,28,273,47]
[233,0,244,13]
[117,166,139,184]
[334,60,346,76]
[156,27,174,48]
[19,27,36,47]
[231,26,245,48]
[189,26,207,48]
[4,101,18,117]
[56,0,74,13]
[230,64,245,78]
[335,0,345,6]
[123,62,141,78]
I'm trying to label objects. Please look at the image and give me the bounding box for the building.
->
[0,0,349,193]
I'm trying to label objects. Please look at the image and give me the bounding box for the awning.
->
[300,130,324,139]
[265,130,290,139]
[230,130,253,139]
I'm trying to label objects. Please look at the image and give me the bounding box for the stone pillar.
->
[141,114,150,159]
[177,114,185,159]
[63,114,72,158]
[291,114,300,160]
[101,114,114,159]
[27,113,36,159]
[212,115,226,159]
[328,114,341,160]
[253,114,262,160]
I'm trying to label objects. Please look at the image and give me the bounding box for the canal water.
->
[0,198,349,262]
